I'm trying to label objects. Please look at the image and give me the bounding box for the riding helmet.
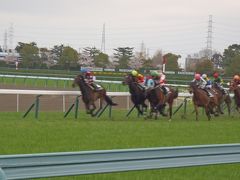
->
[195,73,201,80]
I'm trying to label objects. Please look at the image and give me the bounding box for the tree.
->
[59,46,78,70]
[15,42,37,53]
[195,58,214,74]
[50,44,64,63]
[113,47,134,68]
[164,53,180,71]
[129,51,146,69]
[94,52,109,68]
[80,47,100,67]
[152,50,163,68]
[226,55,240,75]
[141,58,153,68]
[19,43,40,68]
[222,44,240,75]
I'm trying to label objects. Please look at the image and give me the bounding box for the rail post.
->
[173,97,189,118]
[64,95,81,119]
[126,105,136,117]
[97,96,115,118]
[22,95,42,119]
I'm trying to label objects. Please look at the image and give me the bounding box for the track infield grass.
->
[0,111,240,180]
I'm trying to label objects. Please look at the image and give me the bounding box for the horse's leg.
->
[205,105,211,120]
[168,102,173,121]
[142,102,148,115]
[90,103,97,117]
[225,96,232,116]
[92,98,103,117]
[194,104,199,121]
[85,103,91,114]
[136,104,143,115]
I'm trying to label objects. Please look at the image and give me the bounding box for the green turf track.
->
[0,111,240,180]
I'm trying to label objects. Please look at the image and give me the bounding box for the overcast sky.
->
[0,0,240,65]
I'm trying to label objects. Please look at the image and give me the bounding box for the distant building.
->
[0,52,21,65]
[185,48,218,72]
[185,54,202,72]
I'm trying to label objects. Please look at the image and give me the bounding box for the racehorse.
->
[229,81,240,112]
[146,85,178,120]
[189,81,219,121]
[122,74,148,115]
[212,82,231,116]
[72,74,117,116]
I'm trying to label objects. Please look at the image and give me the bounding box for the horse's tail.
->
[104,95,118,106]
[173,88,178,99]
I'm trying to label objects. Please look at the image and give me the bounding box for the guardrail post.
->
[74,96,80,119]
[173,97,189,118]
[96,96,115,118]
[126,105,136,117]
[0,168,7,180]
[64,95,81,119]
[23,95,42,119]
[183,97,187,117]
[35,95,41,119]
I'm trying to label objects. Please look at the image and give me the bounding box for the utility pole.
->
[206,15,213,58]
[8,23,14,54]
[101,23,105,53]
[3,30,7,52]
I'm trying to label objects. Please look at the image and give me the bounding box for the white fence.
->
[0,89,192,112]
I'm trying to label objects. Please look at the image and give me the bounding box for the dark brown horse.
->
[146,85,178,120]
[212,82,231,116]
[189,81,219,121]
[72,74,117,116]
[229,81,240,112]
[122,74,147,115]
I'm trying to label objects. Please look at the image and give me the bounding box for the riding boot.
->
[204,88,213,97]
[208,91,214,97]
[161,86,167,95]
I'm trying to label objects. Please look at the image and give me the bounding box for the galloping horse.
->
[72,74,117,116]
[229,81,240,112]
[189,81,219,121]
[122,74,147,115]
[147,85,178,120]
[212,82,231,116]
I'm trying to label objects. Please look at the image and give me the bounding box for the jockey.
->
[233,75,240,86]
[144,72,154,88]
[83,70,102,91]
[213,72,226,94]
[159,71,170,95]
[201,74,212,89]
[131,70,145,90]
[193,73,213,97]
[150,71,160,87]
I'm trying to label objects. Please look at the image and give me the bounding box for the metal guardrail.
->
[0,144,240,179]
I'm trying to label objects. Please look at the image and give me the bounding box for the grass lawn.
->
[0,111,240,179]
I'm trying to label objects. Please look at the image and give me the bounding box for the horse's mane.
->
[74,74,92,99]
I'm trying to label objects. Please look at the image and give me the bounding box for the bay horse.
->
[229,81,240,112]
[146,85,178,120]
[212,82,232,116]
[122,74,148,115]
[189,81,219,121]
[72,74,117,116]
